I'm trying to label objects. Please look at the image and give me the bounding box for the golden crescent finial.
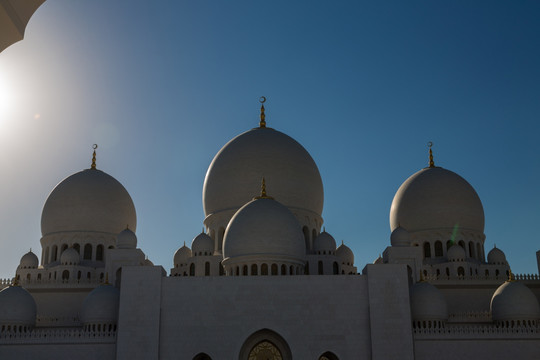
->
[259,97,266,128]
[428,141,435,168]
[91,144,98,170]
[254,177,274,200]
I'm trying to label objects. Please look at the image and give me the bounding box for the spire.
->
[254,177,273,199]
[91,144,98,170]
[428,141,434,168]
[259,96,266,128]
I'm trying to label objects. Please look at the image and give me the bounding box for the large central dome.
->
[41,169,137,236]
[203,127,324,217]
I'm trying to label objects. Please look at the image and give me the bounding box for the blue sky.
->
[1,1,539,277]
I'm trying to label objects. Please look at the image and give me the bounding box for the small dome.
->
[313,231,336,253]
[191,232,214,256]
[223,197,305,264]
[41,169,137,236]
[410,281,448,322]
[491,281,540,323]
[19,251,39,269]
[80,284,120,326]
[373,255,383,264]
[174,244,192,266]
[390,167,484,234]
[336,242,354,266]
[203,127,324,218]
[390,226,411,247]
[487,246,507,265]
[117,228,137,249]
[144,259,154,266]
[0,286,37,327]
[60,248,80,265]
[447,245,466,262]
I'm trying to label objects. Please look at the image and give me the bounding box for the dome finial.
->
[91,144,98,170]
[428,141,434,168]
[254,177,274,199]
[259,96,266,128]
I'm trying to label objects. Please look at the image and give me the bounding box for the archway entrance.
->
[239,329,291,360]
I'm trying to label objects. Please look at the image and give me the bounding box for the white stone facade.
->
[1,119,540,360]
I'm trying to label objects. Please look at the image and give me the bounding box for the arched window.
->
[193,353,212,360]
[318,261,324,275]
[261,264,268,275]
[333,262,339,275]
[468,242,475,258]
[37,273,41,280]
[423,242,431,258]
[303,226,310,250]
[44,247,50,265]
[51,245,58,262]
[83,244,92,260]
[495,269,500,276]
[446,240,453,250]
[485,269,489,277]
[205,262,210,276]
[251,264,258,276]
[289,265,294,276]
[26,273,31,281]
[457,267,465,277]
[271,264,278,275]
[190,263,195,276]
[239,329,292,360]
[281,264,287,275]
[61,243,68,254]
[458,240,465,250]
[319,351,339,360]
[445,267,450,276]
[62,270,69,281]
[96,245,104,261]
[73,243,80,254]
[305,262,309,275]
[243,265,248,276]
[434,241,443,257]
[77,271,81,280]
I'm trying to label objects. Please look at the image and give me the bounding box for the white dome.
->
[117,228,137,249]
[174,244,192,266]
[447,245,466,262]
[41,169,136,236]
[80,284,120,325]
[203,127,324,217]
[0,286,37,327]
[60,247,80,265]
[390,167,484,233]
[487,246,507,265]
[390,226,411,247]
[491,281,540,322]
[223,197,305,263]
[191,232,214,255]
[410,281,448,322]
[19,251,38,269]
[313,231,336,253]
[336,242,354,266]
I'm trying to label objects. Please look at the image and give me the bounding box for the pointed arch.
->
[193,353,212,360]
[238,329,292,360]
[319,351,339,360]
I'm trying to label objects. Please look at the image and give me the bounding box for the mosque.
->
[1,101,540,360]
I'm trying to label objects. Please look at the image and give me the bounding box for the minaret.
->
[259,96,266,128]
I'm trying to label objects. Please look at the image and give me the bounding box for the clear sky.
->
[1,1,539,277]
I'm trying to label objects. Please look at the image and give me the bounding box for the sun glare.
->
[0,68,18,128]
